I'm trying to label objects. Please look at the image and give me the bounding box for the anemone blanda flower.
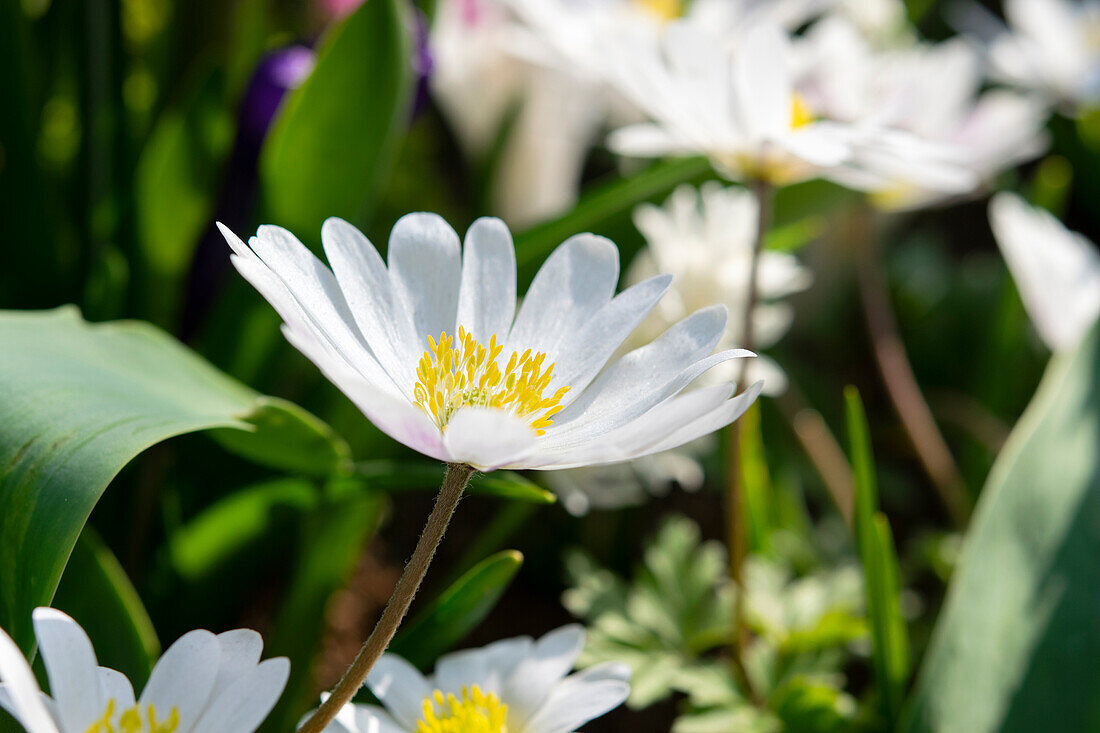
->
[0,608,288,733]
[309,625,629,733]
[794,15,1050,209]
[219,215,761,472]
[606,22,853,185]
[989,192,1100,352]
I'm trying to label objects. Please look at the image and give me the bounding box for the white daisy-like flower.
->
[0,608,289,733]
[628,183,812,396]
[606,21,854,185]
[310,625,629,733]
[989,192,1100,352]
[795,16,1050,209]
[219,214,761,472]
[963,0,1100,112]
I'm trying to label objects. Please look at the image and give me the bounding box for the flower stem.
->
[724,178,772,704]
[298,463,475,733]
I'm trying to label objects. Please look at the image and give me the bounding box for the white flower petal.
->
[280,324,449,462]
[321,217,420,393]
[607,123,696,158]
[33,608,103,732]
[0,624,58,733]
[348,703,406,733]
[387,212,462,349]
[97,667,135,711]
[645,380,765,455]
[212,630,263,700]
[432,637,534,698]
[551,274,672,400]
[367,654,434,730]
[191,657,289,733]
[442,408,539,471]
[503,625,585,729]
[523,662,631,733]
[457,217,517,343]
[138,629,220,732]
[989,193,1100,351]
[736,24,794,140]
[507,234,619,359]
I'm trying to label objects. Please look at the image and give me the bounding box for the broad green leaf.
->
[135,66,232,325]
[903,322,1100,733]
[0,307,348,655]
[259,0,414,239]
[262,478,386,732]
[52,529,160,688]
[356,461,557,504]
[390,550,524,668]
[844,387,910,725]
[514,157,713,282]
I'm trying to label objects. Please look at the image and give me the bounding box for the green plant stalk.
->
[724,178,772,703]
[298,463,475,733]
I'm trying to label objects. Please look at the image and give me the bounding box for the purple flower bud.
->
[239,46,316,150]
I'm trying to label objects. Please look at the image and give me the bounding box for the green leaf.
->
[738,403,774,555]
[514,157,713,282]
[134,65,232,325]
[356,461,557,504]
[903,322,1100,733]
[0,307,348,656]
[844,387,910,725]
[52,529,161,689]
[390,550,524,668]
[259,0,414,240]
[262,478,387,732]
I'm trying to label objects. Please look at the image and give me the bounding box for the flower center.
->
[84,699,180,733]
[417,686,508,733]
[634,0,684,21]
[791,94,814,129]
[413,327,570,435]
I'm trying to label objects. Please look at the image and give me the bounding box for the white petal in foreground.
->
[989,193,1100,352]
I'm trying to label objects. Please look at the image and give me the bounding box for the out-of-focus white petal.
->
[191,657,289,733]
[33,607,102,732]
[503,625,586,729]
[138,630,220,731]
[211,630,263,701]
[366,654,434,730]
[523,662,632,733]
[433,637,534,698]
[736,24,794,140]
[97,667,135,712]
[0,623,58,733]
[989,193,1100,352]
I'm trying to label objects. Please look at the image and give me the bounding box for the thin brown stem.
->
[855,216,971,527]
[776,386,855,527]
[724,179,772,705]
[298,463,475,733]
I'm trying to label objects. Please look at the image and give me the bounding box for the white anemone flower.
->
[989,193,1100,352]
[795,16,1051,209]
[959,0,1100,112]
[606,22,853,185]
[219,214,761,472]
[310,625,629,733]
[0,608,289,733]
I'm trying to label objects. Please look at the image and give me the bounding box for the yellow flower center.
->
[791,94,814,129]
[417,686,508,733]
[84,699,180,733]
[413,327,570,435]
[634,0,684,21]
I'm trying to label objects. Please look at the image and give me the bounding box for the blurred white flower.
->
[629,183,812,395]
[0,608,288,733]
[221,214,761,472]
[988,192,1100,351]
[795,15,1051,208]
[607,22,854,185]
[959,0,1100,112]
[311,625,629,733]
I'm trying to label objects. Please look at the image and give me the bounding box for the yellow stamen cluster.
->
[634,0,685,20]
[85,700,180,733]
[417,686,508,733]
[413,327,570,435]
